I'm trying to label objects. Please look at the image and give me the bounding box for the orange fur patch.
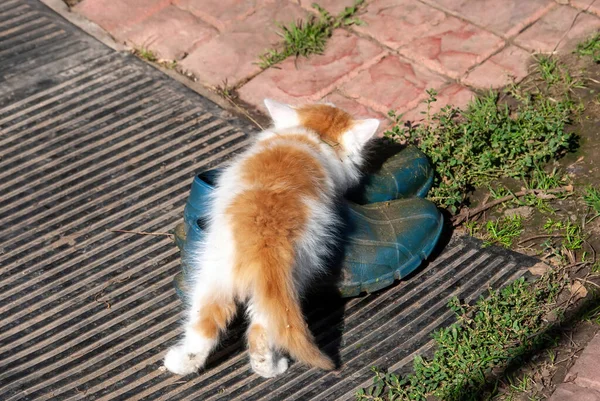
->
[241,143,326,198]
[193,301,236,338]
[297,104,354,145]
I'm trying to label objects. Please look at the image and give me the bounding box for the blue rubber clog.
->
[173,146,443,298]
[348,146,434,204]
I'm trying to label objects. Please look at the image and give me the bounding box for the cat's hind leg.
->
[164,291,236,375]
[246,308,289,378]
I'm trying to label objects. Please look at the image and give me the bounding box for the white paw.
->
[250,354,289,378]
[275,356,289,375]
[163,345,203,376]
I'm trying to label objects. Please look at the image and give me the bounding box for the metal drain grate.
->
[0,1,537,400]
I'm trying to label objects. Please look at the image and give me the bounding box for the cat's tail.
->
[249,247,335,371]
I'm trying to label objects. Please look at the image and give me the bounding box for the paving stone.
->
[356,0,503,78]
[565,333,600,392]
[180,0,307,88]
[340,55,447,115]
[117,6,217,60]
[297,0,357,15]
[173,0,273,31]
[515,5,600,52]
[397,18,504,79]
[549,383,600,401]
[421,0,555,37]
[463,45,532,89]
[323,92,390,135]
[75,0,171,32]
[401,83,475,124]
[238,30,384,113]
[355,0,448,49]
[571,0,600,17]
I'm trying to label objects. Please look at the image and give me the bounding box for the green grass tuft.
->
[132,47,158,63]
[543,218,585,251]
[484,215,524,248]
[583,185,600,220]
[536,55,561,85]
[575,33,600,63]
[258,0,365,68]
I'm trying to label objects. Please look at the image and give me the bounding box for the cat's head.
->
[264,99,379,168]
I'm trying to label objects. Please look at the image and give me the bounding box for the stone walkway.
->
[549,332,600,401]
[73,0,600,132]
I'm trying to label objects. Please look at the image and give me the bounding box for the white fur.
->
[164,100,378,378]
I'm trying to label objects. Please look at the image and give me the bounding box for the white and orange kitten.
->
[164,99,379,378]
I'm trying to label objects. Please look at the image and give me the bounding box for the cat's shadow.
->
[303,140,416,367]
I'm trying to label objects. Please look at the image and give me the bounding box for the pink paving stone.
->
[421,0,555,37]
[322,92,390,135]
[74,0,171,33]
[339,55,447,115]
[179,0,307,88]
[355,0,504,78]
[297,0,357,15]
[238,30,384,114]
[401,83,475,123]
[397,18,504,79]
[355,0,448,49]
[565,333,600,392]
[515,5,600,53]
[173,0,273,32]
[117,6,217,60]
[548,383,600,401]
[571,0,600,18]
[463,45,532,89]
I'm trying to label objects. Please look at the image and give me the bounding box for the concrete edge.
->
[40,0,125,52]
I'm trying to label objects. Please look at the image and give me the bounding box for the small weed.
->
[582,304,600,325]
[484,215,524,248]
[575,33,600,63]
[215,79,236,99]
[537,55,560,85]
[519,166,571,212]
[258,0,365,68]
[357,273,565,401]
[534,55,584,92]
[525,166,568,191]
[583,185,600,221]
[160,60,178,69]
[543,218,584,251]
[464,220,480,236]
[132,47,158,63]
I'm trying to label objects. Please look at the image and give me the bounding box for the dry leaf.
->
[529,262,551,276]
[569,281,588,301]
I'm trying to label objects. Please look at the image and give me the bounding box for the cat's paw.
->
[163,345,203,376]
[250,354,289,378]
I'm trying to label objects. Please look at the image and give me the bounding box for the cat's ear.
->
[264,99,299,128]
[351,118,379,145]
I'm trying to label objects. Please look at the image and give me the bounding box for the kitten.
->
[164,99,379,378]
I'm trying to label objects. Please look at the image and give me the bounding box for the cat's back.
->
[236,133,329,198]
